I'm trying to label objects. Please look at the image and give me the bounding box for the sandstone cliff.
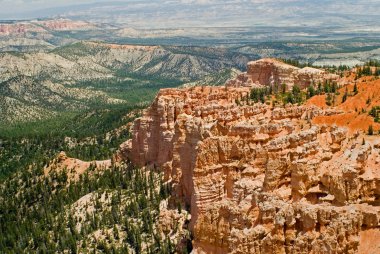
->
[227,58,339,90]
[123,63,379,253]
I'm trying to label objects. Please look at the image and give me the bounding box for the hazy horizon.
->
[1,0,379,30]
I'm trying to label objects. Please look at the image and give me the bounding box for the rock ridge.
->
[227,58,339,90]
[123,63,379,253]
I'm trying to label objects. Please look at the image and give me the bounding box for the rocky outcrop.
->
[227,58,339,90]
[44,151,111,183]
[124,75,379,253]
[35,19,95,31]
[0,19,95,36]
[0,23,46,36]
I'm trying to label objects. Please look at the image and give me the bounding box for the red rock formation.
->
[123,62,380,253]
[0,19,94,36]
[36,19,95,31]
[227,58,339,90]
[0,23,44,36]
[45,151,111,183]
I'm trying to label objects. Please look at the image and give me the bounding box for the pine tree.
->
[292,85,302,104]
[307,85,316,99]
[342,87,348,103]
[281,83,287,94]
[317,82,322,95]
[368,125,374,135]
[326,93,332,106]
[353,83,358,95]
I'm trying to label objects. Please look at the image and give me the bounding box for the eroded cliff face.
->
[122,65,380,254]
[227,58,339,90]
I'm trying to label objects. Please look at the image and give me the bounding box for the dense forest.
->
[0,160,189,253]
[0,106,138,180]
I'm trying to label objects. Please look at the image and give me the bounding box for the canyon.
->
[2,2,380,252]
[0,41,245,125]
[123,59,380,253]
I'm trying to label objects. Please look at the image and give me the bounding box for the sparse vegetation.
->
[280,58,312,68]
[285,85,303,104]
[250,83,310,106]
[250,87,271,103]
[369,106,380,123]
[355,61,380,78]
[365,60,380,67]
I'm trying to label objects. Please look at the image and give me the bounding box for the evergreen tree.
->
[281,83,287,94]
[326,93,332,106]
[307,86,315,98]
[317,82,322,95]
[368,125,374,135]
[342,87,348,103]
[291,85,302,104]
[353,83,358,95]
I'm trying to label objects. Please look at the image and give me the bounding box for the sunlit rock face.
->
[123,61,379,254]
[227,58,339,90]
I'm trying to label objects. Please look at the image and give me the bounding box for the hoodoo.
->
[2,2,380,253]
[123,60,380,254]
